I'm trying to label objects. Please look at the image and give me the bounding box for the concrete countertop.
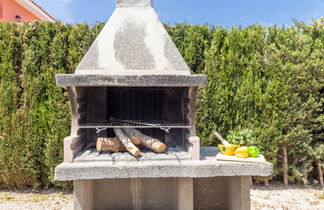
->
[55,147,272,181]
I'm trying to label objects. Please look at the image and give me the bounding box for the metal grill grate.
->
[78,120,190,129]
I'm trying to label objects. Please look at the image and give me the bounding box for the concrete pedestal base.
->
[57,148,270,210]
[194,176,251,210]
[74,176,251,210]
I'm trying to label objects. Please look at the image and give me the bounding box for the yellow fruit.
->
[235,153,249,158]
[235,146,249,158]
[218,144,240,156]
[235,146,248,154]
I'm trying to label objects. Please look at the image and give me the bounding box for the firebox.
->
[70,86,201,162]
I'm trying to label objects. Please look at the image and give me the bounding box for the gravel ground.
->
[251,184,324,210]
[0,188,73,210]
[0,184,323,210]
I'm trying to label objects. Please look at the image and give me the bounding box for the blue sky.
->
[35,0,323,26]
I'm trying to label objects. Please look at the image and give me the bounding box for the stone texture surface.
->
[188,136,200,160]
[73,146,191,163]
[73,1,190,76]
[194,176,251,210]
[187,87,198,136]
[74,180,94,210]
[114,22,155,70]
[74,178,194,210]
[55,147,272,181]
[73,176,251,210]
[56,74,207,87]
[67,87,80,137]
[116,0,152,8]
[55,0,205,87]
[63,136,83,163]
[177,178,194,210]
[228,176,251,210]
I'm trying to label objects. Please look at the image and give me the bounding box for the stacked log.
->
[96,128,166,156]
[96,137,126,152]
[113,128,141,157]
[123,128,166,153]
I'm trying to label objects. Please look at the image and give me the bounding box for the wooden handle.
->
[214,131,231,147]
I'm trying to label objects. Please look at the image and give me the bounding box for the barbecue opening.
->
[73,87,195,159]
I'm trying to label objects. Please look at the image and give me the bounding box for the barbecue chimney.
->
[56,0,206,87]
[56,0,206,162]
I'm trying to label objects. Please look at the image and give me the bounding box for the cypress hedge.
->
[0,19,323,188]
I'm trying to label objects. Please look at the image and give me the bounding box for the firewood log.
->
[128,135,141,145]
[122,124,141,145]
[96,137,126,152]
[113,128,141,157]
[123,128,166,153]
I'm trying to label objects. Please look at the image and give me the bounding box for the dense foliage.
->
[0,19,323,188]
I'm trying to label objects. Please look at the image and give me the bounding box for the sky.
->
[35,0,323,26]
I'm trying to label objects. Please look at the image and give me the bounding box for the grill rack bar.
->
[78,120,191,130]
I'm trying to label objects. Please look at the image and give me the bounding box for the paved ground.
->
[0,184,323,210]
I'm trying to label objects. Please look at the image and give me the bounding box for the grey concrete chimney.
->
[56,0,206,87]
[116,0,152,8]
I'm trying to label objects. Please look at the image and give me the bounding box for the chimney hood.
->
[56,0,207,87]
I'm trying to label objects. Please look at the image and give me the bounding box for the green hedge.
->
[0,19,323,188]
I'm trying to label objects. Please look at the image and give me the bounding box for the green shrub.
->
[0,18,322,188]
[226,129,257,146]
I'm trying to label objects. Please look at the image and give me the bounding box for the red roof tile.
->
[28,0,57,22]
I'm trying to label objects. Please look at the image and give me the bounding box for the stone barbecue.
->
[55,0,272,209]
